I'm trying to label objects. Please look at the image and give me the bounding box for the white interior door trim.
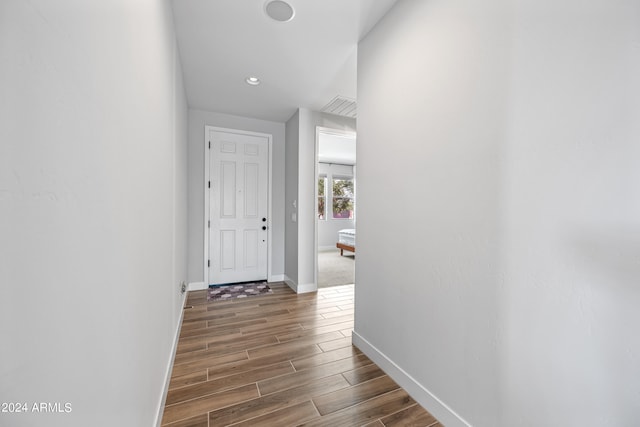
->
[204,125,274,286]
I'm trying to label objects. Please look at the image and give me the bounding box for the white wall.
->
[318,163,355,249]
[173,18,190,340]
[296,109,317,290]
[355,0,640,426]
[501,0,640,425]
[285,111,300,285]
[187,109,285,285]
[284,108,356,291]
[0,1,189,426]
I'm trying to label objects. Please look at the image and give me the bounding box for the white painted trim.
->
[188,281,207,291]
[284,275,296,292]
[314,128,319,289]
[268,274,285,282]
[203,126,210,287]
[154,291,187,427]
[267,134,274,283]
[352,332,472,427]
[317,126,357,139]
[284,275,317,294]
[296,283,317,294]
[204,126,273,287]
[281,275,312,293]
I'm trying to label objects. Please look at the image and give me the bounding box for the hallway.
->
[162,284,440,426]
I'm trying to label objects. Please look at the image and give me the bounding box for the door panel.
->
[244,163,259,217]
[220,230,236,271]
[209,130,269,285]
[244,229,259,268]
[220,161,236,218]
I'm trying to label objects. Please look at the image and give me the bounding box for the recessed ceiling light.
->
[264,0,295,22]
[245,76,261,86]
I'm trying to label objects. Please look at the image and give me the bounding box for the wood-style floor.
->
[161,283,441,427]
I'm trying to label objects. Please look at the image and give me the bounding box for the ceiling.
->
[171,0,399,123]
[318,133,356,165]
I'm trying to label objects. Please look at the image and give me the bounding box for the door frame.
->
[204,126,274,286]
[314,126,357,287]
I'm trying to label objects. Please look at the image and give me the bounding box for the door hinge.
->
[208,141,211,149]
[208,181,211,189]
[207,260,210,267]
[208,220,210,228]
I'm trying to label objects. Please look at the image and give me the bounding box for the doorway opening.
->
[315,127,356,288]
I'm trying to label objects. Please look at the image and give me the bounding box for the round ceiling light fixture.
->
[245,76,261,86]
[264,0,295,22]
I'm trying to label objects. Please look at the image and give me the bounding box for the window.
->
[318,176,327,220]
[332,177,354,219]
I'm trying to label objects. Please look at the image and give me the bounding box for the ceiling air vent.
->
[321,96,357,119]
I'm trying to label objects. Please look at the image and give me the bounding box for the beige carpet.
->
[318,248,355,288]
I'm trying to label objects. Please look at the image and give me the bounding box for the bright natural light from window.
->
[332,177,354,219]
[318,176,327,220]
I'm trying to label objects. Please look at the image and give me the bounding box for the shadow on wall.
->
[572,226,639,425]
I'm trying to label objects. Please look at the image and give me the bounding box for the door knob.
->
[262,226,267,230]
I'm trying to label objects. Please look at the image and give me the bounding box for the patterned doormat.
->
[207,281,272,302]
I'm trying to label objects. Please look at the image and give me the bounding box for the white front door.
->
[208,129,269,285]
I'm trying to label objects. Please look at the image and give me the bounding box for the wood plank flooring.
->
[161,283,441,427]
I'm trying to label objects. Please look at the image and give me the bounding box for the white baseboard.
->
[154,291,187,427]
[352,331,472,427]
[283,275,317,294]
[268,274,285,282]
[318,245,338,252]
[188,281,207,291]
[296,283,317,293]
[284,275,296,292]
